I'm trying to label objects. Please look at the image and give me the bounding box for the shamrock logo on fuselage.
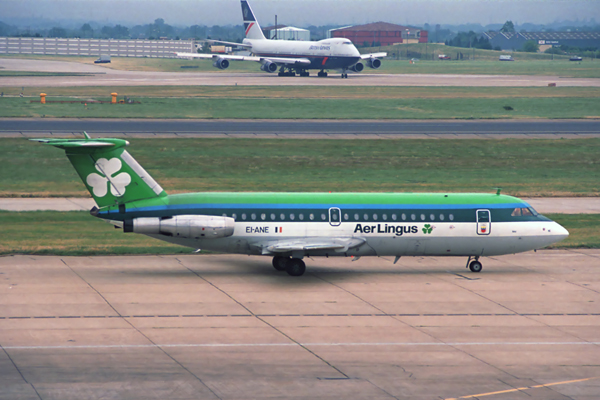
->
[86,158,131,198]
[422,224,434,234]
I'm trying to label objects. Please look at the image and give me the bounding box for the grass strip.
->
[1,96,599,119]
[4,138,599,198]
[4,86,600,99]
[0,211,595,256]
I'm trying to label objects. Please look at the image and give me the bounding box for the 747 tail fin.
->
[241,0,266,40]
[32,133,166,208]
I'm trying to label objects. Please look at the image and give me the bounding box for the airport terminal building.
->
[330,22,428,46]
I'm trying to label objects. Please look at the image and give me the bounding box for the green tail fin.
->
[32,134,166,208]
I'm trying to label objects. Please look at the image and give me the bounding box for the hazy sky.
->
[3,0,599,27]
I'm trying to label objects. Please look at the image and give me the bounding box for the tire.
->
[469,261,483,273]
[272,256,288,271]
[286,258,306,276]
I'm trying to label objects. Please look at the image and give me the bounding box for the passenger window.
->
[449,214,454,221]
[251,213,256,220]
[344,213,349,221]
[411,214,416,221]
[242,213,247,220]
[321,213,327,221]
[364,213,369,220]
[280,213,285,220]
[430,214,435,221]
[402,213,406,221]
[261,213,266,220]
[420,214,426,221]
[290,213,295,220]
[354,213,359,220]
[271,213,276,220]
[440,214,445,221]
[373,214,378,221]
[232,213,237,220]
[382,214,387,221]
[299,214,304,220]
[310,213,315,220]
[392,214,397,221]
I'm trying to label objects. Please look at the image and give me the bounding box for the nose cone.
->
[551,221,569,243]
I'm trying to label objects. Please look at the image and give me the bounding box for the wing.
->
[175,52,260,61]
[360,52,387,60]
[255,237,367,255]
[175,52,311,66]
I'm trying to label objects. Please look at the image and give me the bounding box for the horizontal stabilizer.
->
[30,138,124,149]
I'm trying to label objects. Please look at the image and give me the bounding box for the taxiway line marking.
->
[444,376,600,400]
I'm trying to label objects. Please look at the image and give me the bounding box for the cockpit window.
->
[511,207,539,217]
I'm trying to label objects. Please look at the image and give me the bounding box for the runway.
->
[1,252,599,399]
[2,118,600,139]
[2,58,600,87]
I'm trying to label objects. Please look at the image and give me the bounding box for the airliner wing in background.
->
[360,52,388,60]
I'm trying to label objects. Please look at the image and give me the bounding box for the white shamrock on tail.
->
[86,158,131,197]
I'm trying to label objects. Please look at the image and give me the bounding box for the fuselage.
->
[244,37,362,70]
[97,192,568,258]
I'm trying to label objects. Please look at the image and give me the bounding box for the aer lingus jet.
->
[176,0,386,78]
[33,134,568,276]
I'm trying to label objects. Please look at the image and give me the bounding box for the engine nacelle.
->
[213,58,230,70]
[124,215,235,239]
[349,62,364,72]
[366,57,382,69]
[260,61,278,73]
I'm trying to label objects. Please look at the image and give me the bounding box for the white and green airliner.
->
[34,134,569,276]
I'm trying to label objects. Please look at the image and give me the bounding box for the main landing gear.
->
[466,256,483,273]
[317,70,328,77]
[272,256,306,276]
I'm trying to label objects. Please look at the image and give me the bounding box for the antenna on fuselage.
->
[495,187,502,195]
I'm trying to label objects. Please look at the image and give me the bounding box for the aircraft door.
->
[477,209,491,235]
[329,207,341,227]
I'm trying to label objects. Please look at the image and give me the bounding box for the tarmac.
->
[0,252,599,399]
[2,197,599,214]
[2,58,600,87]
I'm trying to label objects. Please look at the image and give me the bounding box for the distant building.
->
[483,31,600,51]
[329,22,428,46]
[262,25,310,41]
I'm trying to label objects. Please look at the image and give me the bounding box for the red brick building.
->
[330,22,428,46]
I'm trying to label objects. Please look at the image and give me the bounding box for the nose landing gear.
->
[466,256,483,273]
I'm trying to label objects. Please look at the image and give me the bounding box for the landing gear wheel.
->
[342,73,348,78]
[469,261,483,273]
[272,256,289,271]
[286,258,306,276]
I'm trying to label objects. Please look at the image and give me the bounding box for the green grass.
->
[0,210,595,255]
[4,138,600,197]
[2,96,599,119]
[0,211,193,256]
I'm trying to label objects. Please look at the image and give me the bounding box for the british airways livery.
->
[33,134,569,277]
[176,0,387,78]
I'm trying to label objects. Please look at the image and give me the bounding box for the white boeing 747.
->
[176,0,387,78]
